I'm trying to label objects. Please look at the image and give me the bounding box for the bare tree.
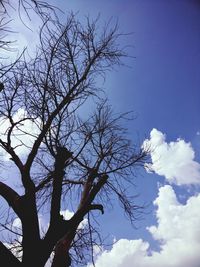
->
[0,10,147,267]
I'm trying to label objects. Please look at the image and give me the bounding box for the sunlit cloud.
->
[143,128,200,185]
[88,185,200,267]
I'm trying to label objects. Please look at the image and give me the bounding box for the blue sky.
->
[59,1,200,266]
[1,1,200,266]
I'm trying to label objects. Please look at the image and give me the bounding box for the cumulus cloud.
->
[143,128,200,185]
[88,185,200,267]
[87,239,150,267]
[0,108,40,160]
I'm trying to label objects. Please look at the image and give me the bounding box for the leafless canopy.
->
[0,8,147,267]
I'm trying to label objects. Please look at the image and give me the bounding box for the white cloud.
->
[88,185,200,267]
[88,239,150,267]
[143,128,200,185]
[60,209,74,220]
[0,108,40,160]
[148,185,200,242]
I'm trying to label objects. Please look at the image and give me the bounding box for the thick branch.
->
[50,176,108,267]
[79,169,98,206]
[81,174,108,211]
[0,183,40,264]
[88,204,104,214]
[50,147,72,224]
[51,232,74,267]
[0,140,24,172]
[0,140,35,192]
[0,181,22,217]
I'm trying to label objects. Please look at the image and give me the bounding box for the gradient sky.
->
[1,1,200,266]
[58,1,200,266]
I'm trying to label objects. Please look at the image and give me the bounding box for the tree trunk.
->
[51,241,71,267]
[51,230,76,267]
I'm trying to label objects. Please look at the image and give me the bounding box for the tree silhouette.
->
[0,4,147,267]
